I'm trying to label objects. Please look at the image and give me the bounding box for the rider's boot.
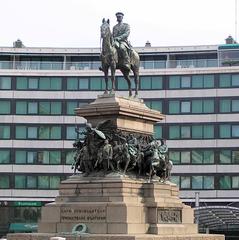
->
[122,52,131,71]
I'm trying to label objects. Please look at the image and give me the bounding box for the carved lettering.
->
[157,208,182,223]
[60,206,106,223]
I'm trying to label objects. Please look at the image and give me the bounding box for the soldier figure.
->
[102,139,114,173]
[81,145,93,176]
[113,12,131,70]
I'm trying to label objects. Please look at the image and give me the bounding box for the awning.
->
[194,206,239,230]
[9,223,38,233]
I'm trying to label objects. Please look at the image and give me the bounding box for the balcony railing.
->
[0,59,229,70]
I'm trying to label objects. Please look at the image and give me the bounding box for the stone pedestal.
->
[8,175,224,240]
[39,175,195,235]
[75,94,164,135]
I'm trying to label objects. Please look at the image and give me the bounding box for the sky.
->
[1,0,237,48]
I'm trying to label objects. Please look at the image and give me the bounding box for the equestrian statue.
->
[100,12,140,97]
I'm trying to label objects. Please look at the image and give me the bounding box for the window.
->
[17,77,28,89]
[66,101,78,115]
[192,75,203,88]
[79,78,89,89]
[219,124,239,138]
[16,102,27,114]
[181,76,191,88]
[232,74,239,86]
[232,176,239,188]
[154,125,162,139]
[219,125,231,138]
[169,99,214,114]
[39,77,62,90]
[232,151,239,163]
[0,150,10,163]
[16,150,61,164]
[117,76,129,90]
[15,125,61,139]
[0,125,10,139]
[169,75,214,89]
[181,126,190,138]
[169,126,180,139]
[232,125,239,137]
[181,151,191,163]
[90,77,105,90]
[67,77,78,90]
[66,77,89,90]
[192,176,214,189]
[219,74,231,87]
[38,176,61,189]
[16,101,61,115]
[219,74,239,88]
[220,99,239,113]
[66,126,77,140]
[219,176,231,189]
[144,100,162,112]
[169,150,214,165]
[28,102,38,114]
[0,101,10,114]
[181,101,190,113]
[15,151,26,164]
[15,175,37,189]
[16,77,62,90]
[28,78,38,89]
[169,76,180,89]
[219,150,231,164]
[169,125,213,140]
[192,75,214,88]
[180,176,190,189]
[192,100,203,113]
[219,99,231,113]
[39,102,62,115]
[140,76,162,90]
[192,150,214,164]
[0,176,10,188]
[169,151,180,164]
[192,176,203,189]
[28,127,37,139]
[204,176,214,189]
[232,100,239,112]
[169,101,180,114]
[66,150,75,165]
[171,176,180,186]
[0,77,11,89]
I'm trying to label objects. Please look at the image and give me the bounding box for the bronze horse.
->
[100,19,140,97]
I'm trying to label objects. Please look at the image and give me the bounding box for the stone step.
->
[149,223,198,235]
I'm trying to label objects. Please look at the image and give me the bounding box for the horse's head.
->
[101,18,111,39]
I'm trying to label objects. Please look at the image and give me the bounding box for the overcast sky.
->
[1,0,237,48]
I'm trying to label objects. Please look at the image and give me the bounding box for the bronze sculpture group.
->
[99,12,140,97]
[72,121,172,182]
[71,13,172,182]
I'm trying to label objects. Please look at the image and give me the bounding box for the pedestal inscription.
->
[60,206,106,222]
[157,208,182,223]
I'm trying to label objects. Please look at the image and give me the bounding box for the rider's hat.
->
[115,12,124,17]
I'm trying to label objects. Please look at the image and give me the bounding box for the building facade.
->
[0,42,239,234]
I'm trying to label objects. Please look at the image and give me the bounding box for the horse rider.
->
[113,12,131,70]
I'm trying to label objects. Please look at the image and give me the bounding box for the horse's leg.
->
[110,64,116,93]
[104,68,109,94]
[122,70,132,97]
[132,66,139,97]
